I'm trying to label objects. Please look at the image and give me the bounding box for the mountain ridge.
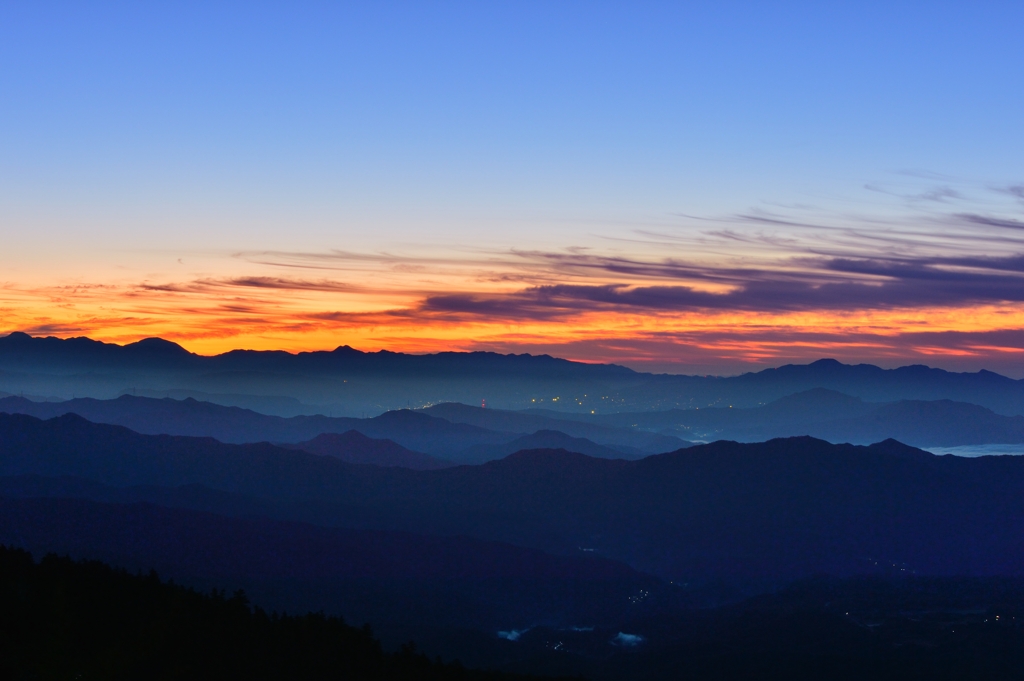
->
[6,413,1024,588]
[3,332,1024,415]
[0,394,684,459]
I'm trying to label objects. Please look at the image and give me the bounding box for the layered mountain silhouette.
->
[7,331,1024,680]
[5,412,1024,588]
[0,395,512,452]
[0,394,680,460]
[576,388,1024,447]
[3,333,1024,415]
[421,402,684,454]
[453,430,643,464]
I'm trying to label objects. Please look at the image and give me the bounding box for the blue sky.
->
[1,2,1023,373]
[4,2,1020,230]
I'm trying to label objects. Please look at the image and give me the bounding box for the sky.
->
[1,2,1023,376]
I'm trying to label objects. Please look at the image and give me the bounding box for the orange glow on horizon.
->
[3,281,1023,372]
[4,230,1024,374]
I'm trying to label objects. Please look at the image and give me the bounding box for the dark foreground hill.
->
[5,548,1024,681]
[0,545,538,681]
[5,413,1024,588]
[470,575,1024,681]
[0,496,661,631]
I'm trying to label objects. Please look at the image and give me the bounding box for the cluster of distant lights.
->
[530,393,614,414]
[628,589,650,605]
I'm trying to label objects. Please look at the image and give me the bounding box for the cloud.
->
[955,213,1024,231]
[141,277,366,294]
[460,327,1024,377]
[412,251,1024,321]
[4,177,1024,373]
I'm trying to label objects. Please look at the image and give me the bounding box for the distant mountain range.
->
[3,332,1024,415]
[0,394,681,462]
[5,413,1024,589]
[421,402,682,454]
[6,383,1024,456]
[550,388,1024,447]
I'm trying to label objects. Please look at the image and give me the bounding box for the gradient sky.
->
[2,2,1023,375]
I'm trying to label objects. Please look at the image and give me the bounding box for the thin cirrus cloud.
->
[228,211,1024,323]
[139,276,369,295]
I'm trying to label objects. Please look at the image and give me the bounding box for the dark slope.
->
[577,389,1024,446]
[454,430,643,465]
[0,496,659,631]
[487,576,1024,681]
[0,546,532,681]
[421,403,687,454]
[6,414,1024,587]
[9,545,1024,681]
[287,431,453,470]
[0,395,514,452]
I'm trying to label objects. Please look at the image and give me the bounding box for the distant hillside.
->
[0,394,685,459]
[585,388,1024,447]
[453,430,644,465]
[0,395,513,452]
[6,413,1024,589]
[287,431,453,470]
[626,358,1024,415]
[422,403,686,454]
[3,333,1024,415]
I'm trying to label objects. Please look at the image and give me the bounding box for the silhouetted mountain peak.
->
[123,338,191,355]
[289,430,452,469]
[425,402,482,417]
[372,408,432,423]
[501,447,598,464]
[501,430,637,459]
[865,438,936,461]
